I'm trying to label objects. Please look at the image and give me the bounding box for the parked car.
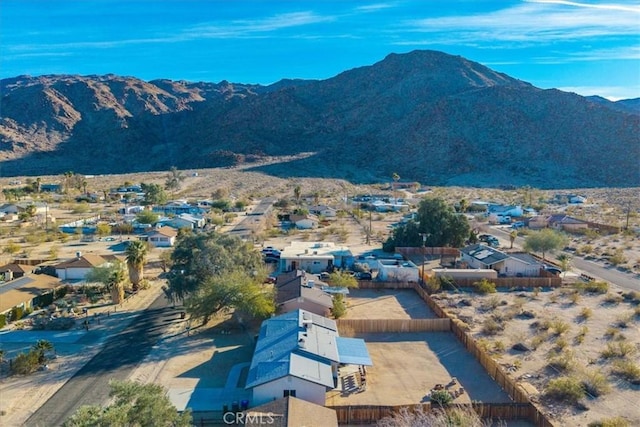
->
[544,266,562,275]
[319,272,331,280]
[511,221,525,229]
[356,272,372,280]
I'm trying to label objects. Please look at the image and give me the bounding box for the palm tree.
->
[125,240,148,292]
[109,265,126,304]
[32,339,54,363]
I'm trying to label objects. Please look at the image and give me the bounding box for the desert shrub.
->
[11,349,41,375]
[551,319,570,336]
[480,295,501,312]
[577,244,593,255]
[574,326,588,345]
[603,293,623,305]
[545,376,585,403]
[623,290,640,305]
[568,291,581,304]
[332,294,346,319]
[614,313,633,328]
[578,307,593,321]
[493,340,506,354]
[0,313,6,328]
[530,332,549,350]
[587,417,630,427]
[609,249,627,266]
[377,405,488,427]
[578,281,609,294]
[554,337,568,351]
[481,318,503,336]
[10,306,24,322]
[611,360,640,383]
[547,350,576,372]
[601,341,635,359]
[429,389,454,406]
[473,278,496,295]
[424,275,441,294]
[581,369,611,397]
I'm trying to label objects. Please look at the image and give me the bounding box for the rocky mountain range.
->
[1,50,638,188]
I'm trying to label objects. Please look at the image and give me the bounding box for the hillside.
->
[1,50,638,187]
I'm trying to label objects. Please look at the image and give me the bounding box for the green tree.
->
[164,166,184,193]
[332,293,347,318]
[125,241,148,292]
[383,198,470,251]
[524,228,567,261]
[185,270,275,325]
[165,231,266,302]
[509,230,518,249]
[64,380,192,427]
[293,185,301,203]
[96,223,112,237]
[32,339,54,364]
[140,183,168,206]
[135,210,159,225]
[328,271,359,288]
[557,253,572,277]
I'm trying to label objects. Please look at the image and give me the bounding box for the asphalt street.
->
[25,294,175,427]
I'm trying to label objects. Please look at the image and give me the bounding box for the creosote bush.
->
[611,360,640,383]
[545,376,585,404]
[587,417,630,427]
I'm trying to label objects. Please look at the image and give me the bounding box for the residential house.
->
[171,213,206,229]
[308,205,337,219]
[528,215,550,230]
[244,396,337,427]
[40,183,63,193]
[373,258,420,282]
[55,253,122,281]
[0,274,62,316]
[460,244,544,277]
[153,200,200,215]
[146,226,178,247]
[275,270,333,316]
[246,309,372,406]
[0,263,30,281]
[488,204,524,217]
[569,195,587,204]
[289,214,319,230]
[279,242,353,274]
[548,214,589,232]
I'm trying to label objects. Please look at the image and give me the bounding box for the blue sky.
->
[1,0,639,100]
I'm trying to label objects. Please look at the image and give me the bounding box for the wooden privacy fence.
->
[343,280,556,426]
[337,318,450,333]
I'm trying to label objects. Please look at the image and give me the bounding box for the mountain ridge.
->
[1,50,638,188]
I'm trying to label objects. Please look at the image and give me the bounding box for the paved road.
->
[491,227,640,292]
[25,294,176,427]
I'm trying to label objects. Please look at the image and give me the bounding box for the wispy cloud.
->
[354,3,396,12]
[187,11,336,38]
[404,1,640,43]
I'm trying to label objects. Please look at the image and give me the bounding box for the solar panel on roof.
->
[474,250,493,260]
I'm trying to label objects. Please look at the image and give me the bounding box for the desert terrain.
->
[0,166,638,426]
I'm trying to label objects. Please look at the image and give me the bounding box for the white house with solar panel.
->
[460,244,545,277]
[246,309,372,406]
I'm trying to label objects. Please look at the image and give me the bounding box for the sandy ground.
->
[440,287,640,426]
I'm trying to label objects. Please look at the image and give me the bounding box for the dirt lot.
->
[327,332,512,407]
[439,287,640,426]
[344,289,439,320]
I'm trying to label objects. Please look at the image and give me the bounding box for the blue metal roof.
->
[336,337,373,366]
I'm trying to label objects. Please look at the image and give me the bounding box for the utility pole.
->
[419,233,427,285]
